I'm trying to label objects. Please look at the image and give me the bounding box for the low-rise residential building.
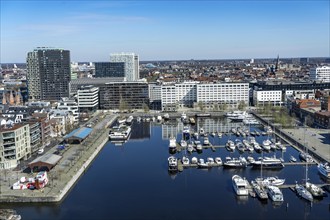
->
[0,123,31,169]
[57,97,79,123]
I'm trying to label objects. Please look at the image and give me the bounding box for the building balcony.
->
[2,138,15,144]
[4,150,16,156]
[4,145,16,150]
[2,133,15,139]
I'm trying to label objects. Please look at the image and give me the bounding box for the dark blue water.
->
[2,118,330,220]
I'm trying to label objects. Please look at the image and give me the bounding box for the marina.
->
[1,113,330,220]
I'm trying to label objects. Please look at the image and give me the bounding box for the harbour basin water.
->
[1,117,330,220]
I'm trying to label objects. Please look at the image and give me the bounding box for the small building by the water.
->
[64,127,93,144]
[28,153,62,172]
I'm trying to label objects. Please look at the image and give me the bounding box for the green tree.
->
[142,103,149,113]
[198,101,204,111]
[119,99,129,112]
[237,101,247,111]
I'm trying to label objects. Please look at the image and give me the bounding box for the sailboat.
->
[295,127,313,202]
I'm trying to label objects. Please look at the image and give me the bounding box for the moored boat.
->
[251,180,268,200]
[232,175,249,196]
[251,156,284,169]
[305,182,326,199]
[223,156,247,168]
[317,163,330,179]
[266,185,284,202]
[168,156,178,171]
[109,125,132,140]
[295,183,313,202]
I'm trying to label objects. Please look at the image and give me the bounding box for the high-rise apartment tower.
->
[26,47,71,101]
[110,53,139,81]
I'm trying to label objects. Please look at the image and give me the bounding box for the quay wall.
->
[252,112,327,163]
[0,115,117,203]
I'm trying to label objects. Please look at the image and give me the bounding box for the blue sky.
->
[1,0,329,62]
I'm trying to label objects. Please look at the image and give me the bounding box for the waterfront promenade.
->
[0,112,117,203]
[253,113,330,163]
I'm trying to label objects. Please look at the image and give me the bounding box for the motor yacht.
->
[232,175,249,196]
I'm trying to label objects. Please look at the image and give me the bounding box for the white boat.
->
[299,152,314,163]
[203,137,209,145]
[126,115,134,124]
[223,156,247,168]
[295,183,313,202]
[136,116,141,122]
[232,175,249,196]
[317,163,330,179]
[193,132,199,139]
[198,158,209,168]
[191,157,198,164]
[189,117,196,124]
[266,185,284,202]
[247,156,255,164]
[180,139,187,148]
[187,144,194,153]
[262,139,272,151]
[199,127,205,135]
[251,180,268,200]
[182,126,190,139]
[181,112,187,121]
[243,118,259,125]
[211,132,216,137]
[156,115,162,122]
[169,136,177,149]
[117,117,126,124]
[226,110,246,118]
[163,113,170,120]
[207,157,215,165]
[290,156,297,163]
[253,142,262,152]
[168,156,178,171]
[217,132,222,138]
[215,157,223,165]
[195,141,203,151]
[182,156,190,165]
[226,140,236,151]
[109,125,132,140]
[257,177,285,186]
[305,182,325,199]
[251,156,284,169]
[236,141,245,152]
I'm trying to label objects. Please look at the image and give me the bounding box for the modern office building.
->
[26,47,71,101]
[110,53,139,81]
[77,85,99,112]
[0,123,31,169]
[94,62,125,78]
[148,83,162,110]
[310,66,330,82]
[69,77,126,95]
[99,82,149,110]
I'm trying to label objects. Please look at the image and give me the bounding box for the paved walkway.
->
[0,112,116,202]
[282,127,330,162]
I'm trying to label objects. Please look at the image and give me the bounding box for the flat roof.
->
[64,127,93,140]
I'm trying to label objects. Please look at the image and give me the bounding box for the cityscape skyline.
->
[1,0,329,63]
